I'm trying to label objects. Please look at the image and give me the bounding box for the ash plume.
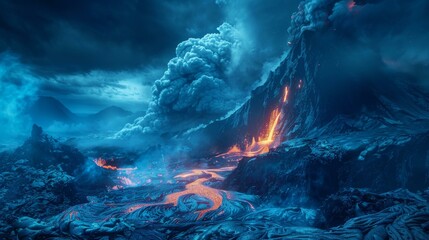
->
[116,23,244,137]
[0,52,39,143]
[288,0,429,78]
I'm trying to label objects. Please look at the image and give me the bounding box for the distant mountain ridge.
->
[26,96,136,132]
[91,106,132,121]
[27,96,78,126]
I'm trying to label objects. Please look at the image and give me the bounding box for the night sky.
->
[0,0,300,113]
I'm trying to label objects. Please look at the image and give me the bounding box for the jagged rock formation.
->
[9,124,86,175]
[0,125,89,238]
[223,122,429,206]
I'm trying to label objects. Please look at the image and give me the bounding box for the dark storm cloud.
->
[39,69,159,113]
[0,0,223,74]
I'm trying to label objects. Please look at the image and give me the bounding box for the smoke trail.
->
[0,52,39,143]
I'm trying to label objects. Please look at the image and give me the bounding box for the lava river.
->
[119,85,290,219]
[62,85,291,224]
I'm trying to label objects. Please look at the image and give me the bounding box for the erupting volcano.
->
[4,0,429,239]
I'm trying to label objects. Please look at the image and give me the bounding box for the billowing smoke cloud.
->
[116,1,304,138]
[116,23,244,137]
[288,0,429,77]
[0,52,39,144]
[219,0,301,87]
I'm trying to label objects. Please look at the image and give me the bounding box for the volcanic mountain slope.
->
[194,29,429,152]
[198,0,429,223]
[27,96,78,127]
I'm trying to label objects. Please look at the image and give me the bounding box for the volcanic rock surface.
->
[0,125,88,238]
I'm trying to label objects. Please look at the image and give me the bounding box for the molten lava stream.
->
[125,167,235,219]
[217,86,289,159]
[117,86,291,220]
[93,157,137,171]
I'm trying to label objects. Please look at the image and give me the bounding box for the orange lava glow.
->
[93,158,137,171]
[126,167,235,219]
[217,86,290,159]
[122,85,292,220]
[283,86,289,103]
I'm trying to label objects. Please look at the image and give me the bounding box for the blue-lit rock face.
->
[2,0,429,239]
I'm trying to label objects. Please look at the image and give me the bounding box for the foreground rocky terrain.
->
[0,126,427,239]
[224,120,429,207]
[0,125,90,238]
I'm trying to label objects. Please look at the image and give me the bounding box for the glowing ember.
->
[283,86,289,103]
[93,158,137,171]
[126,167,235,219]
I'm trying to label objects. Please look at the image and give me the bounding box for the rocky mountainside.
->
[193,30,429,152]
[212,12,429,217]
[223,121,429,206]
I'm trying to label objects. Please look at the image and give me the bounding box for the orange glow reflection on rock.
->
[93,158,137,171]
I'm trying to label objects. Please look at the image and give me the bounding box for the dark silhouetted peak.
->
[10,123,85,175]
[27,96,77,127]
[30,124,43,141]
[93,106,132,119]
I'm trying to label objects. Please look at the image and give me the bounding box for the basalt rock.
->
[0,125,90,238]
[223,121,429,207]
[10,124,86,175]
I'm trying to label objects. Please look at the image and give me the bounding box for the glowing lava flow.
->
[126,167,235,219]
[124,86,290,220]
[93,158,137,171]
[218,86,289,159]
